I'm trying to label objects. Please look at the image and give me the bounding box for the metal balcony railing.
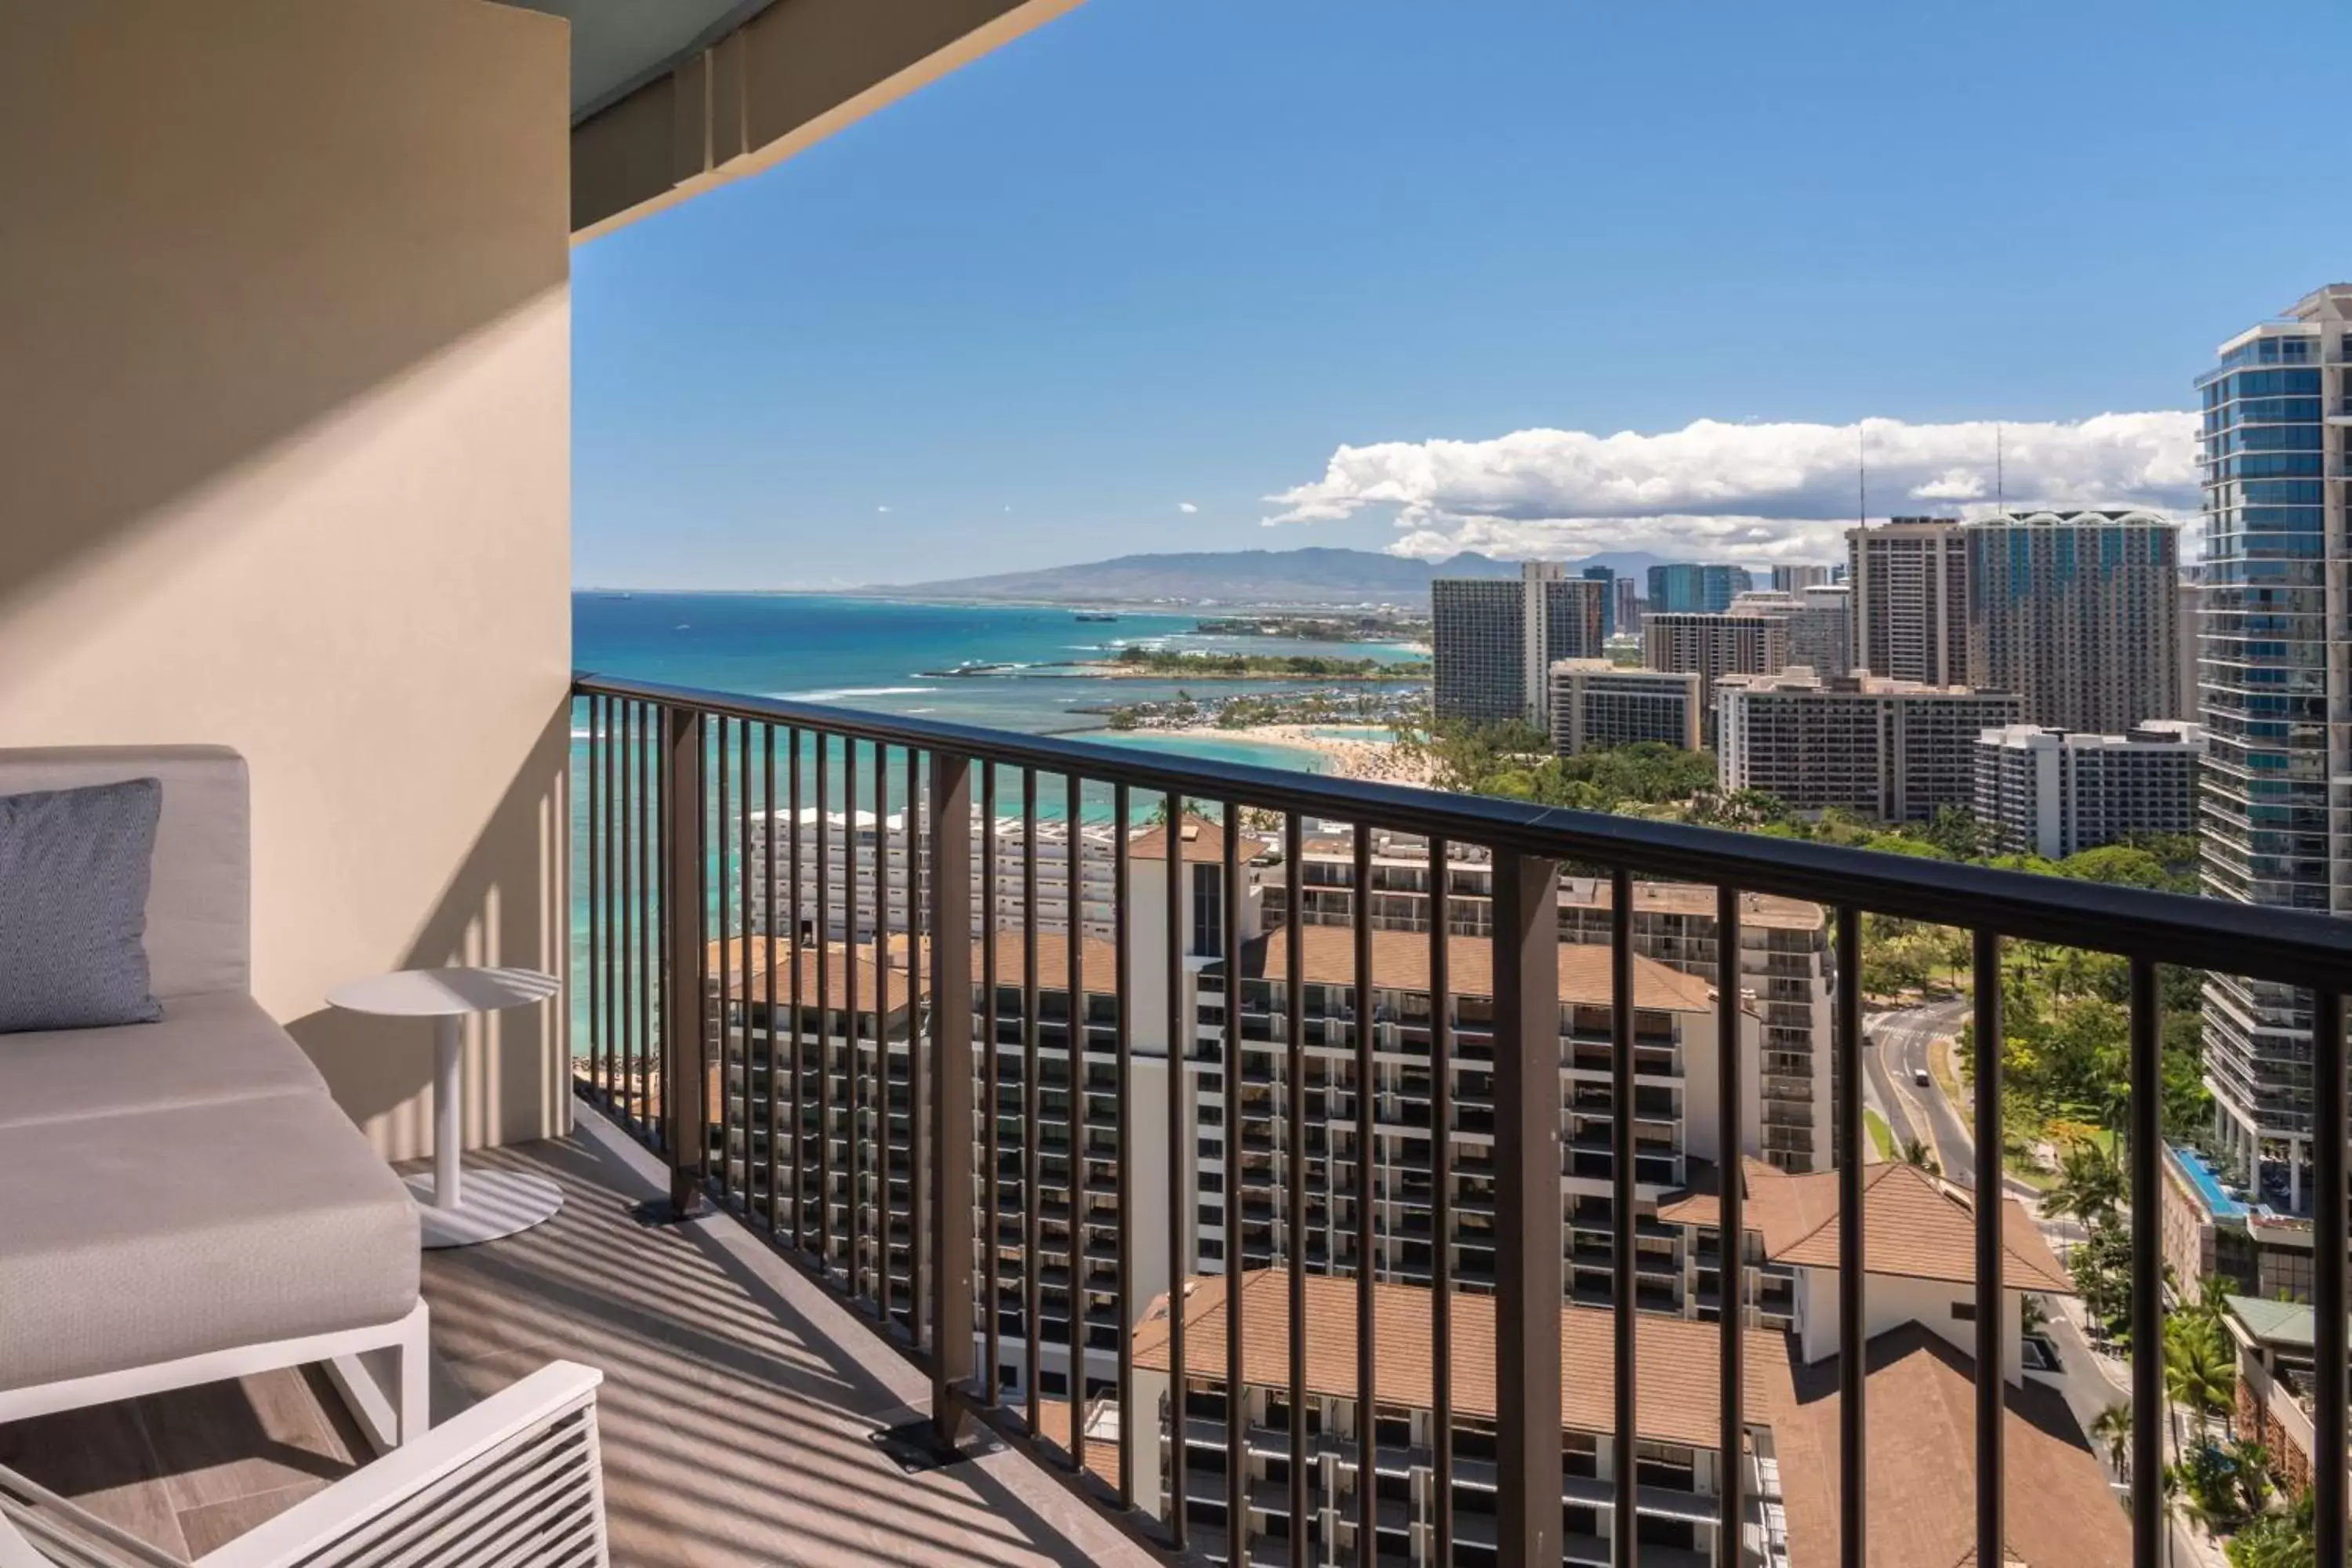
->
[569,671,2351,1568]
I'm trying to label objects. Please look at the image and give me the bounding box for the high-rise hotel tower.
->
[2197,283,2352,1214]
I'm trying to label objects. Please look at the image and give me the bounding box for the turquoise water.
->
[567,593,1385,1036]
[1091,729,1330,773]
[575,591,1421,737]
[2169,1144,2262,1218]
[1305,724,1402,743]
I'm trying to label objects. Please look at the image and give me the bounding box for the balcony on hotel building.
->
[1,4,2348,1568]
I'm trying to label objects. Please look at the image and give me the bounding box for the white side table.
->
[327,966,564,1250]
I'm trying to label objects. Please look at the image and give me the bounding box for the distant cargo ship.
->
[1072,611,1121,622]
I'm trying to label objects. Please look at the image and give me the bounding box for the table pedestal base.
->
[405,1168,564,1250]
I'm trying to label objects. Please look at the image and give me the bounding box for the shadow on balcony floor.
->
[0,1105,1156,1568]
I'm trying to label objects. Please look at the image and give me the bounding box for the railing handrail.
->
[573,670,2352,988]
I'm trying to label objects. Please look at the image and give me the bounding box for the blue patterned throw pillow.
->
[0,778,165,1032]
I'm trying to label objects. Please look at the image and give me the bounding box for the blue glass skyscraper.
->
[1646,562,1751,614]
[2196,283,2351,1214]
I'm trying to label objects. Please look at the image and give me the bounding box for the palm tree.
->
[2226,1439,2274,1519]
[1900,1136,1940,1174]
[2048,1138,2125,1233]
[2091,1401,2132,1479]
[2162,1317,2235,1441]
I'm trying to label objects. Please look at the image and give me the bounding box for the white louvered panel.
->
[0,1472,181,1568]
[292,1406,606,1568]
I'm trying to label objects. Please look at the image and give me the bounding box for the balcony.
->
[2,9,2348,1560]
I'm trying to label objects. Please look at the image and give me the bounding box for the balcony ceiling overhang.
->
[488,0,1086,239]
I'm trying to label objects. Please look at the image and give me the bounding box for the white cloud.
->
[1263,412,2198,559]
[1178,501,1200,514]
[877,504,891,514]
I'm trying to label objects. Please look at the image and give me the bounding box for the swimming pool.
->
[2169,1144,2250,1218]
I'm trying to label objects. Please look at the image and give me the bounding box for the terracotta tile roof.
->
[1236,923,1715,1014]
[1557,877,1828,931]
[708,930,1129,1007]
[703,936,916,1015]
[1131,1271,1784,1453]
[1128,815,1227,864]
[971,928,1125,992]
[1752,1163,2072,1294]
[1654,1156,1791,1229]
[1769,1324,2130,1568]
[1033,1399,1123,1487]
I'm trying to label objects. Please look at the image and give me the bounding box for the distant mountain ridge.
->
[868,546,1676,608]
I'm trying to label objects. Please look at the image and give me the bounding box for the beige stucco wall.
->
[0,0,573,1160]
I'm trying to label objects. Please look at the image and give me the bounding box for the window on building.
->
[1192,864,1223,957]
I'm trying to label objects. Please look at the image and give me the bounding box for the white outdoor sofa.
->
[0,1361,606,1568]
[0,749,425,1452]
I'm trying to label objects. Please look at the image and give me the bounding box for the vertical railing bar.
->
[908,744,927,1342]
[718,717,735,1204]
[649,701,663,1138]
[586,695,601,1102]
[846,739,863,1307]
[1352,823,1374,1568]
[1067,773,1088,1479]
[982,766,1001,1405]
[2312,986,2346,1568]
[633,700,648,1134]
[1430,835,1454,1568]
[618,701,634,1126]
[1973,930,2004,1568]
[661,705,708,1216]
[927,749,975,1446]
[764,725,779,1236]
[1113,780,1134,1508]
[1494,848,1562,1567]
[788,728,805,1250]
[1022,768,1043,1441]
[1283,811,1308,1568]
[817,731,834,1276]
[1835,904,1864,1568]
[1610,866,1636,1568]
[586,695,601,1104]
[716,719,732,1207]
[1715,885,1743,1568]
[1163,790,1189,1552]
[1221,803,1245,1568]
[739,722,754,1213]
[2128,956,2162,1568]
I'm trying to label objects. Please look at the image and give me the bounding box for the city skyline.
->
[570,0,2351,590]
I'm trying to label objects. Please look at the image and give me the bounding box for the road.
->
[1862,997,1971,1174]
[1862,1000,2227,1566]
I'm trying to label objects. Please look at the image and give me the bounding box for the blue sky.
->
[573,0,2351,589]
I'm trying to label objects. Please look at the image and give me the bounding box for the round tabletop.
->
[326,966,561,1018]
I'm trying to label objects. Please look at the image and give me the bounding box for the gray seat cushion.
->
[0,990,328,1130]
[0,1094,420,1390]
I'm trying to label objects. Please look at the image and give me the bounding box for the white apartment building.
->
[1973,721,2205,860]
[1963,509,2183,734]
[1728,586,1852,678]
[1846,517,1969,686]
[748,804,1119,942]
[1432,562,1608,727]
[1556,880,1835,1176]
[1548,660,1702,754]
[1640,613,1791,740]
[1261,834,1835,1176]
[1715,670,2023,822]
[1189,922,1762,1317]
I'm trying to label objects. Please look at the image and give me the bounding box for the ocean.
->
[566,592,1421,1037]
[574,590,1424,771]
